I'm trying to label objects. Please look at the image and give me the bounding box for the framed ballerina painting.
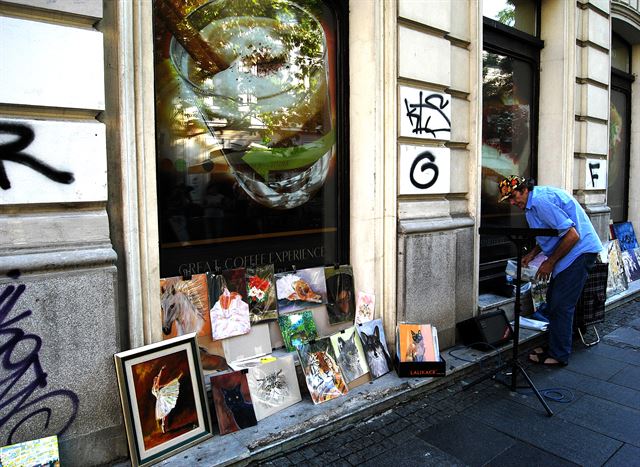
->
[114,333,212,467]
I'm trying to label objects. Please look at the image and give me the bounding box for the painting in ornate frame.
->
[114,333,212,467]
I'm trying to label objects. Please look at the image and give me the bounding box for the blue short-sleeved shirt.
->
[525,186,603,277]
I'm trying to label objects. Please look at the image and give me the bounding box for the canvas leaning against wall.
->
[357,319,393,379]
[114,334,212,467]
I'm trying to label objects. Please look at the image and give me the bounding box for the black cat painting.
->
[210,371,257,435]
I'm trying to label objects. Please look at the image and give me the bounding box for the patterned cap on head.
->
[498,175,526,202]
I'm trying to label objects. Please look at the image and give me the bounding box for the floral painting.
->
[246,264,277,323]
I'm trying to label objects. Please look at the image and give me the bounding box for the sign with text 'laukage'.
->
[399,145,450,195]
[399,85,451,141]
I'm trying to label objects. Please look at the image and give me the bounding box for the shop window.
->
[152,0,349,276]
[480,0,542,292]
[609,33,633,223]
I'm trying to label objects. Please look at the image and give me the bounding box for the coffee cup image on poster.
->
[154,0,336,209]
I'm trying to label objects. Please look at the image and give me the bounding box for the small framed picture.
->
[114,333,212,467]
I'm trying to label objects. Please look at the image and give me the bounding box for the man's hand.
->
[535,259,556,282]
[522,250,537,267]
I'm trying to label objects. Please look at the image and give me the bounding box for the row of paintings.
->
[243,319,393,407]
[160,264,377,382]
[528,224,639,314]
[161,265,375,343]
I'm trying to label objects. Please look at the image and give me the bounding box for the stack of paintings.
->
[611,221,640,285]
[395,323,445,378]
[145,261,387,446]
[606,240,629,296]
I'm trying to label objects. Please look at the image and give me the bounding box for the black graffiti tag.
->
[0,122,75,190]
[404,92,451,137]
[409,151,439,190]
[0,284,79,444]
[588,162,600,188]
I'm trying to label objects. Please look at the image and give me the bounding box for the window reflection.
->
[483,0,537,36]
[480,51,534,263]
[608,89,629,222]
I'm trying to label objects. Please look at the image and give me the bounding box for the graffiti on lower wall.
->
[0,284,79,444]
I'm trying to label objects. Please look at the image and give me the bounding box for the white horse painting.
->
[161,279,206,337]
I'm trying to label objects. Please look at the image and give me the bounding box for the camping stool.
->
[574,260,608,347]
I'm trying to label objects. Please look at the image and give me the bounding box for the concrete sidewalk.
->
[255,298,640,467]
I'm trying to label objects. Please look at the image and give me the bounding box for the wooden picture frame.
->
[114,333,212,466]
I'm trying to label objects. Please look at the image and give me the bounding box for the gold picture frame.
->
[114,333,212,466]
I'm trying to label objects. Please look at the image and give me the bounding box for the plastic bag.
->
[505,260,538,282]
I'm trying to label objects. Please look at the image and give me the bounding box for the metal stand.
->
[463,227,559,417]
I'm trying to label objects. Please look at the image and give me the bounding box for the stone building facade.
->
[0,0,638,465]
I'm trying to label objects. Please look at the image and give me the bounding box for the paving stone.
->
[564,351,629,380]
[463,396,622,466]
[586,343,640,366]
[285,451,306,464]
[627,317,640,328]
[603,444,640,467]
[608,363,640,390]
[265,457,293,466]
[416,414,516,467]
[360,436,466,467]
[557,394,640,447]
[531,367,640,411]
[485,440,580,467]
[603,327,640,347]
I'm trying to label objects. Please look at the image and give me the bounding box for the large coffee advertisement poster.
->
[153,0,348,276]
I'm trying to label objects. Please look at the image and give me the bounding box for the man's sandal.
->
[529,347,546,356]
[528,350,567,367]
